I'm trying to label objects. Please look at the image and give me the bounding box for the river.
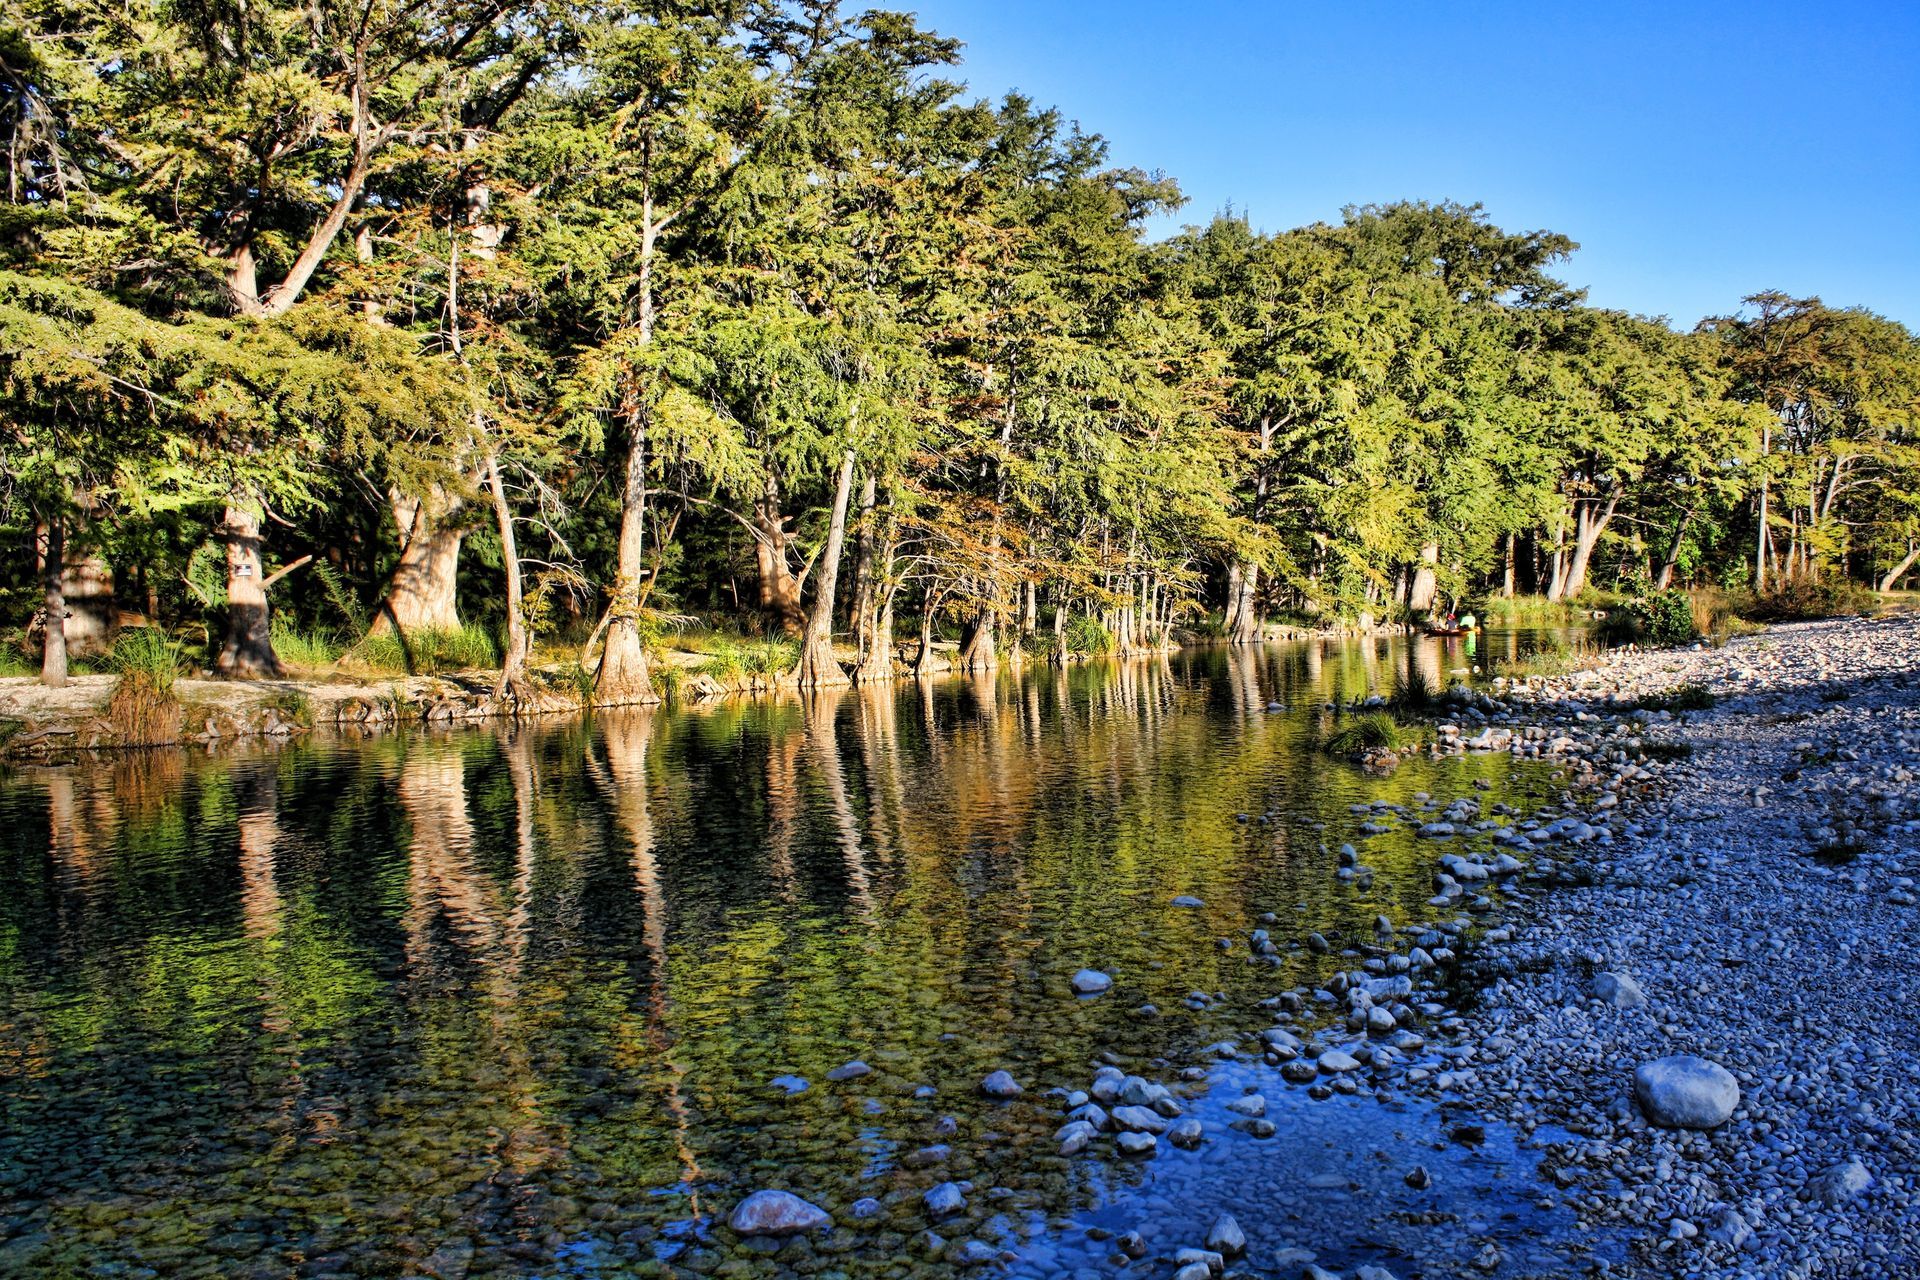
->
[0,634,1617,1278]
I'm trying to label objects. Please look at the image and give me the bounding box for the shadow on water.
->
[0,633,1617,1278]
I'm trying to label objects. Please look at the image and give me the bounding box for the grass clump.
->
[1633,682,1716,713]
[1063,614,1116,656]
[1636,740,1694,762]
[106,629,183,744]
[1387,668,1437,712]
[1323,711,1408,756]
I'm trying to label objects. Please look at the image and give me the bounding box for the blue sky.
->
[903,1,1919,329]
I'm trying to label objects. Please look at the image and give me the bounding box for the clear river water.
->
[0,635,1619,1279]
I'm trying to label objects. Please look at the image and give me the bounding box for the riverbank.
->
[1435,616,1920,1278]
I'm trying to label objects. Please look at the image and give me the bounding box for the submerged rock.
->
[1633,1055,1739,1129]
[1171,895,1206,908]
[825,1060,871,1082]
[728,1189,831,1236]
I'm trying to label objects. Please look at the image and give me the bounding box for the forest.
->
[3,0,1918,701]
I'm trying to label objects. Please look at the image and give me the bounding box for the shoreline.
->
[0,618,1431,760]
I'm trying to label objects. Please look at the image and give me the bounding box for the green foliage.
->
[689,635,798,680]
[1603,590,1699,647]
[260,688,315,728]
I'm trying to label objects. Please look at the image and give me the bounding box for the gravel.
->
[1442,616,1920,1279]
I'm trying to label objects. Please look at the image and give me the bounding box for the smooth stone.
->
[826,1060,871,1082]
[1593,971,1648,1010]
[923,1182,967,1219]
[1633,1055,1740,1129]
[1317,1049,1362,1074]
[847,1197,884,1221]
[1070,968,1113,995]
[1167,1118,1205,1149]
[1110,1105,1168,1134]
[1171,895,1206,908]
[1224,1094,1266,1118]
[1810,1159,1873,1204]
[1205,1212,1246,1257]
[980,1070,1023,1099]
[1116,1131,1157,1157]
[728,1190,832,1236]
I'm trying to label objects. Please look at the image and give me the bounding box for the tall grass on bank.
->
[1736,577,1876,622]
[106,628,183,744]
[270,619,349,669]
[343,624,502,676]
[686,633,799,680]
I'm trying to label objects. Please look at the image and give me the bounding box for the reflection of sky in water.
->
[0,631,1614,1277]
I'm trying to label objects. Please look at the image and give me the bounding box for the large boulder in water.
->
[1633,1056,1739,1129]
[728,1189,832,1236]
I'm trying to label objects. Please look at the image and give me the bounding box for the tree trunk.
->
[1501,533,1516,598]
[596,407,659,704]
[793,449,855,688]
[855,572,899,683]
[913,595,939,677]
[1655,513,1693,591]
[215,501,283,679]
[849,471,878,664]
[484,441,530,706]
[56,493,117,658]
[1408,542,1440,613]
[1879,543,1920,594]
[958,608,997,672]
[1051,591,1068,665]
[755,476,805,634]
[1228,561,1260,643]
[369,486,466,637]
[1560,494,1619,601]
[39,515,67,688]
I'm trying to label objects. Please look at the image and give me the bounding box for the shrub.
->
[260,688,314,728]
[1595,590,1697,648]
[1323,711,1406,756]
